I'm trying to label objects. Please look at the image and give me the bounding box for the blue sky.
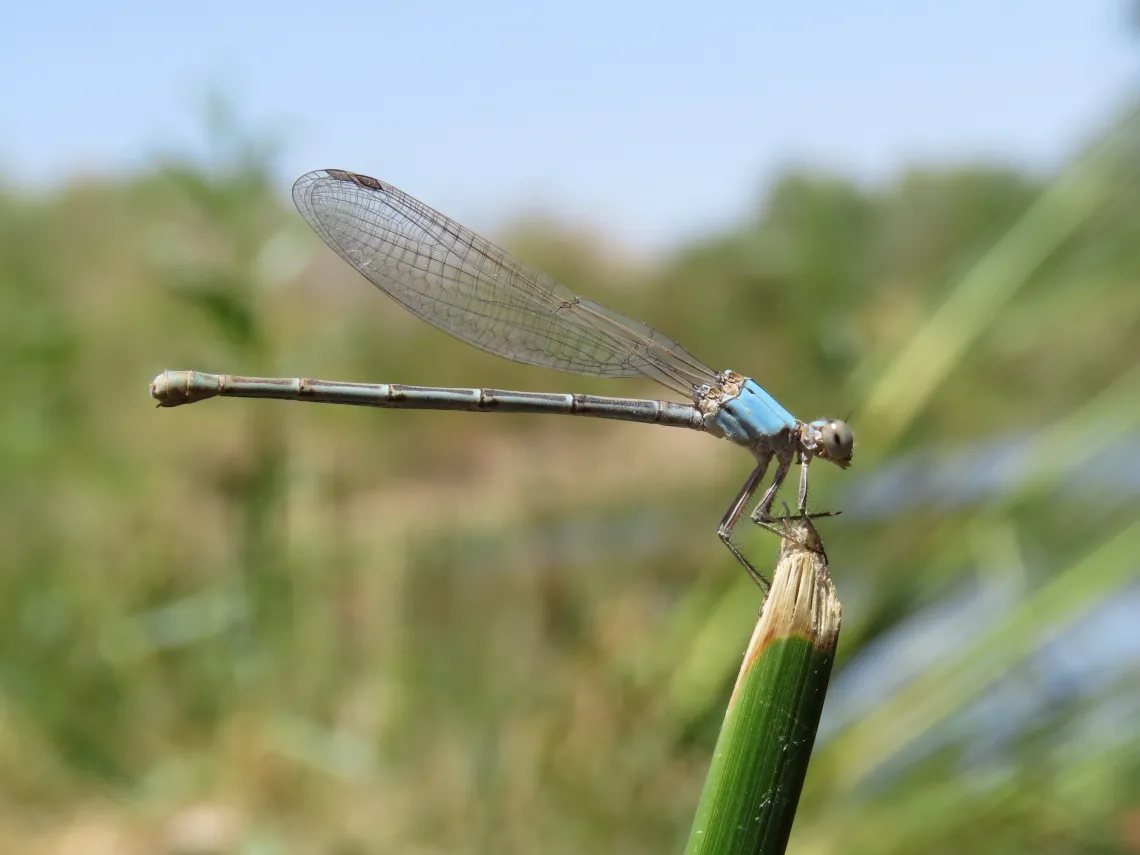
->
[1,0,1135,247]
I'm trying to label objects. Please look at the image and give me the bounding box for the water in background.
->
[1,105,1138,854]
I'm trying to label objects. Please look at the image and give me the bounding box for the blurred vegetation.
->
[1,95,1138,854]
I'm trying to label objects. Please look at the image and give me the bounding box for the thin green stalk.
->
[685,521,842,855]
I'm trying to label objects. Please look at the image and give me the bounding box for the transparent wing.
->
[292,169,718,397]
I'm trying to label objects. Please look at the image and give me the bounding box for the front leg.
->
[797,454,811,511]
[755,452,839,549]
[749,451,837,533]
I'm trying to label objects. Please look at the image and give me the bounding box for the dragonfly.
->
[151,168,854,588]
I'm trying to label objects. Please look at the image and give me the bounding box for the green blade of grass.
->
[822,516,1140,796]
[685,522,842,855]
[853,109,1139,450]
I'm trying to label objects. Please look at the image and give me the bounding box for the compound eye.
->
[821,420,853,461]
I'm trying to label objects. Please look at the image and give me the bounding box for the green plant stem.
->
[685,521,842,855]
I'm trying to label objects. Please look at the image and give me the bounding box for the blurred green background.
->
[3,5,1140,855]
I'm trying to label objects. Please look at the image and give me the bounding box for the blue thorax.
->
[706,378,798,447]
